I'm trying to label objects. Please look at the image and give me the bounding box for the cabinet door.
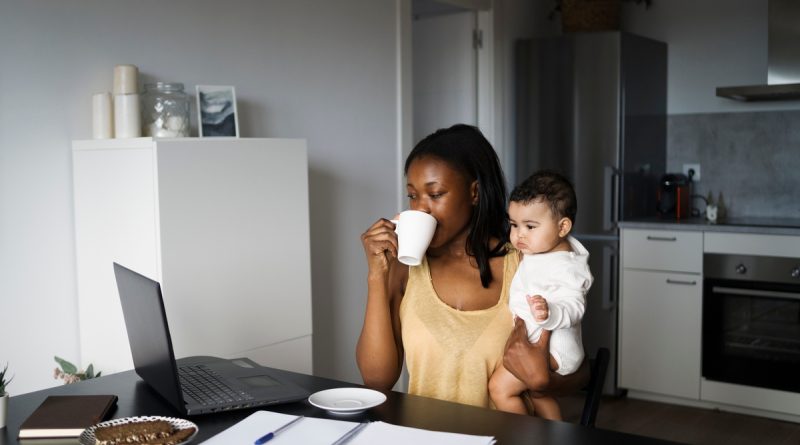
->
[619,269,701,399]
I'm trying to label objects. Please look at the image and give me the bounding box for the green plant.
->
[0,363,12,395]
[53,356,102,384]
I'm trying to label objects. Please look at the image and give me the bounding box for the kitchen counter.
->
[618,216,800,236]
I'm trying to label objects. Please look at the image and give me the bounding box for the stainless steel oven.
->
[703,253,800,393]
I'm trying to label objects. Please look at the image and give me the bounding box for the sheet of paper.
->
[202,410,495,445]
[350,421,495,445]
[202,411,357,445]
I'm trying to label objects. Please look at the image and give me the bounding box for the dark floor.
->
[558,394,800,445]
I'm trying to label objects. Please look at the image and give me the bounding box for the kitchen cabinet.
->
[618,228,703,399]
[72,138,312,376]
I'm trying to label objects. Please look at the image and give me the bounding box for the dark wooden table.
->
[1,362,677,444]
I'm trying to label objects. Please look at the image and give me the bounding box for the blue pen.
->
[254,416,305,444]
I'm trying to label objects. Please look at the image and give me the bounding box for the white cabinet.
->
[618,229,702,399]
[72,138,313,376]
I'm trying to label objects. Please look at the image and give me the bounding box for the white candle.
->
[92,92,113,139]
[113,64,139,95]
[114,93,141,138]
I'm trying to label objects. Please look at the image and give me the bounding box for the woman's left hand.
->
[503,317,590,396]
[503,317,551,391]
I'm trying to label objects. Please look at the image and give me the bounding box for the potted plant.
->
[550,0,652,33]
[0,363,13,429]
[53,356,102,384]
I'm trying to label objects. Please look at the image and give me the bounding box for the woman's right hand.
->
[360,217,399,276]
[357,216,406,390]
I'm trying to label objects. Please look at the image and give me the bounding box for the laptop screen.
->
[113,263,186,412]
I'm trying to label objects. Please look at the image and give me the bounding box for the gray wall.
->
[0,0,399,394]
[667,111,800,219]
[621,0,800,219]
[622,0,800,114]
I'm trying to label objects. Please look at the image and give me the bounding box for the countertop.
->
[618,216,800,236]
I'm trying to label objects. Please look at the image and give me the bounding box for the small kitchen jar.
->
[141,82,190,137]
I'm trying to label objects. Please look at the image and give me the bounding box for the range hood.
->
[716,0,800,101]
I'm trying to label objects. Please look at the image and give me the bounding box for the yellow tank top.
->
[399,247,520,408]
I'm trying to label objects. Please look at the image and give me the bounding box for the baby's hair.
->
[510,170,577,224]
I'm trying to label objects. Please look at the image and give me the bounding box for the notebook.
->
[113,263,310,416]
[17,395,117,439]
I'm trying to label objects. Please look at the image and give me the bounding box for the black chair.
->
[580,347,610,427]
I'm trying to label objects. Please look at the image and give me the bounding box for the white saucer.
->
[308,387,387,415]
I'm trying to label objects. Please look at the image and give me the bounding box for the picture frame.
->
[196,85,239,137]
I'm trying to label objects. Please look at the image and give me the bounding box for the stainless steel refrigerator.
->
[514,32,667,394]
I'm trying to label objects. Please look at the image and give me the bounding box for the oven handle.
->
[712,286,800,301]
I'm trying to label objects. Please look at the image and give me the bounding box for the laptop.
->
[113,262,310,415]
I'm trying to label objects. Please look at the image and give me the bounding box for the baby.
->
[489,170,593,419]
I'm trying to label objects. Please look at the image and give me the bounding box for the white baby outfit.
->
[509,235,593,375]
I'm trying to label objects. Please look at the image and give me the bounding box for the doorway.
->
[411,0,493,145]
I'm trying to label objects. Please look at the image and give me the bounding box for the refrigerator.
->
[514,32,667,394]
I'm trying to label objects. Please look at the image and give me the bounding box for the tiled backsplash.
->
[667,111,800,219]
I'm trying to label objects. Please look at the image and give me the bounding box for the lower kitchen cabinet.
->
[619,228,703,400]
[618,269,702,399]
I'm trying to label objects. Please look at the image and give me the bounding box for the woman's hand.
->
[502,318,589,396]
[360,217,399,277]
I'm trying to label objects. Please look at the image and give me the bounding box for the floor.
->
[558,394,800,445]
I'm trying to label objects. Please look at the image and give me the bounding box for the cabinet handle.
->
[666,278,696,286]
[647,235,677,242]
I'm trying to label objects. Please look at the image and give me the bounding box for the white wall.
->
[0,0,400,394]
[623,0,800,114]
[492,0,545,187]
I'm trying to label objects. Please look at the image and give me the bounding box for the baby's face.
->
[508,200,565,255]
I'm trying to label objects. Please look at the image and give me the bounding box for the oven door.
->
[703,278,800,393]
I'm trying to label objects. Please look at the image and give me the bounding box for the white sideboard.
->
[72,137,313,376]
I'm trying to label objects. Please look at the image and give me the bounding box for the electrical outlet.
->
[683,163,701,181]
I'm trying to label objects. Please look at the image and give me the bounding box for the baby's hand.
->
[527,295,549,322]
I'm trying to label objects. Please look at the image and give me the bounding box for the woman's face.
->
[406,156,476,249]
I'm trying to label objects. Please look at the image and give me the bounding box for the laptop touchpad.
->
[239,375,280,388]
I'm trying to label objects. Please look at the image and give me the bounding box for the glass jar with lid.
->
[141,82,190,137]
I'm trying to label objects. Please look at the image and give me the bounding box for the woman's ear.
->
[558,217,572,238]
[470,180,479,205]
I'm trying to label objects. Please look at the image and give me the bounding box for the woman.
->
[357,124,587,410]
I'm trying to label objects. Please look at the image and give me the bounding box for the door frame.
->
[395,0,498,211]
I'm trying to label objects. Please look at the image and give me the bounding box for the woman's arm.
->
[356,218,407,390]
[503,318,589,396]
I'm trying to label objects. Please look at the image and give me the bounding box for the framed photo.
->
[196,85,239,137]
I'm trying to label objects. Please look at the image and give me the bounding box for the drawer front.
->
[622,229,703,273]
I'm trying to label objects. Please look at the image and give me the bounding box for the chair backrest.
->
[580,347,610,427]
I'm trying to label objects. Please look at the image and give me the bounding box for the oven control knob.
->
[792,267,800,279]
[735,264,747,275]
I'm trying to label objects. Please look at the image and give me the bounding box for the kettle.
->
[657,173,691,219]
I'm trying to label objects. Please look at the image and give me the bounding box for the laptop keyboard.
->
[178,365,254,406]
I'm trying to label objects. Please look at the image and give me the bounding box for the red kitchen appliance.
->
[657,173,691,219]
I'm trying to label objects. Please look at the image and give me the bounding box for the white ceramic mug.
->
[392,210,437,266]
